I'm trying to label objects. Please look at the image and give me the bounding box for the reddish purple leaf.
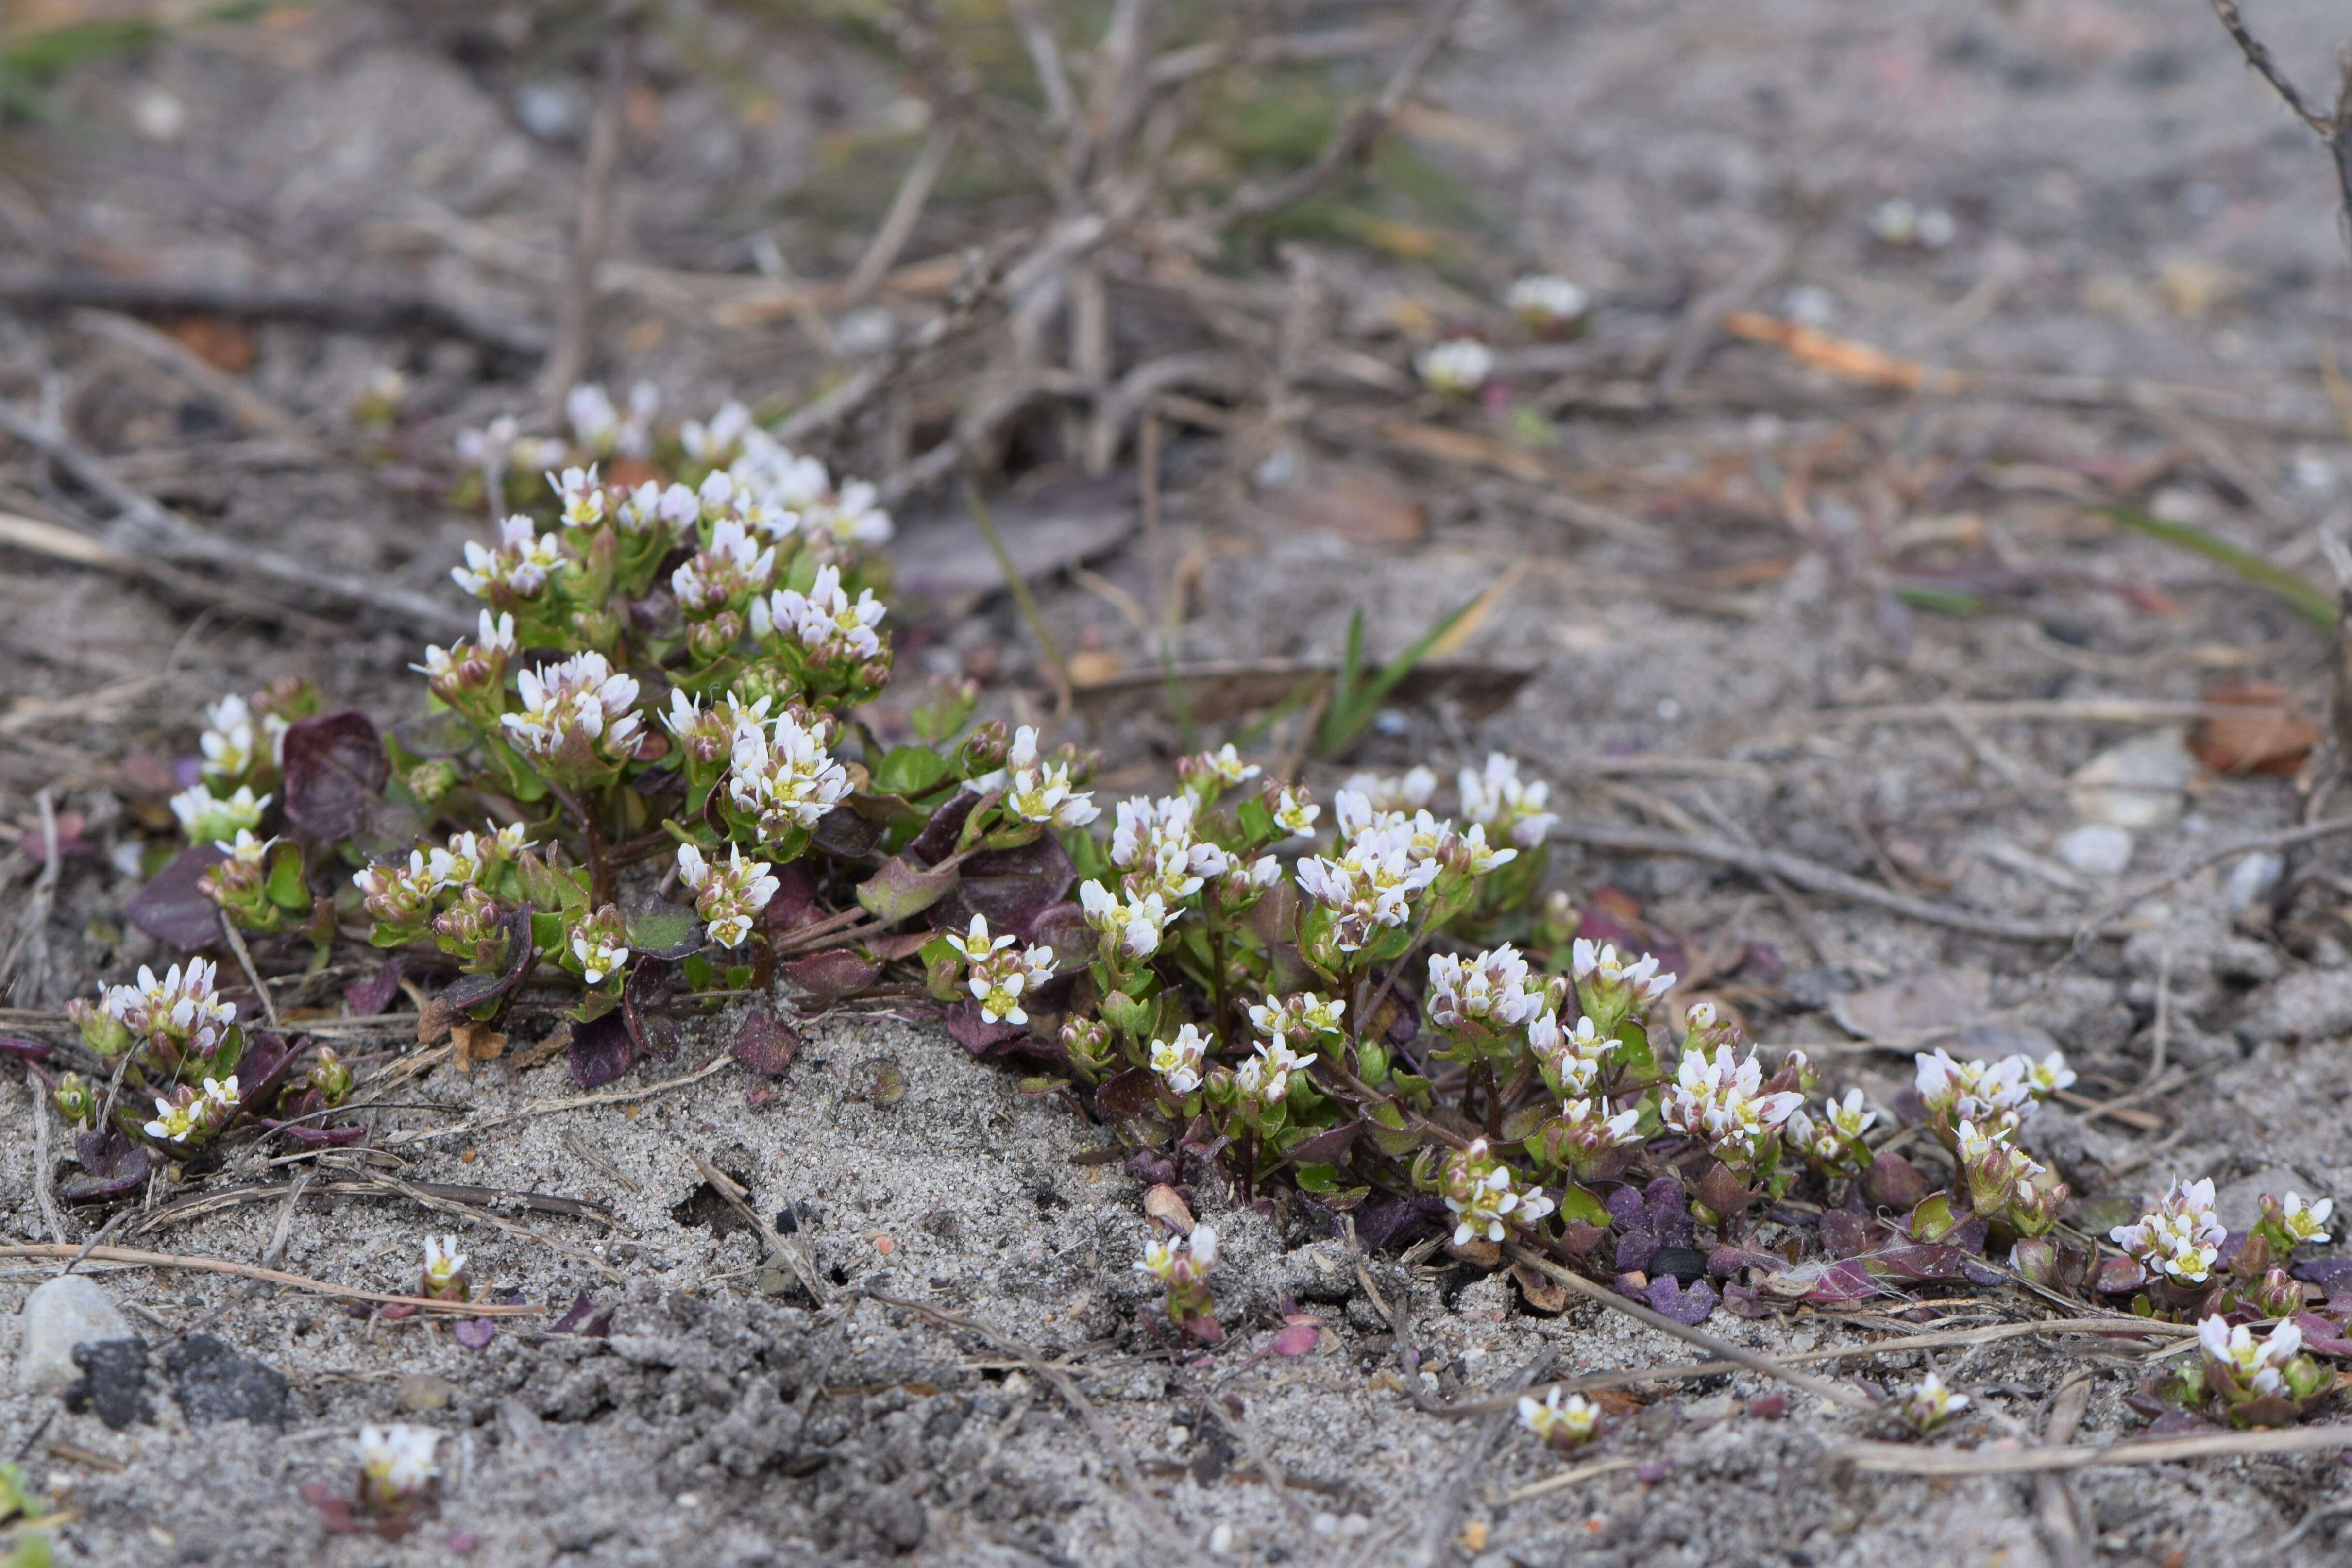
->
[1706,1244,1783,1279]
[1352,1195,1448,1252]
[933,834,1076,938]
[782,948,882,1003]
[569,1009,636,1088]
[1287,1119,1365,1166]
[1821,1209,1884,1258]
[550,1291,613,1337]
[1861,1150,1931,1212]
[345,960,403,1016]
[2096,1255,2148,1295]
[0,1037,51,1062]
[1646,1275,1719,1325]
[907,789,981,866]
[452,1318,497,1349]
[280,710,388,842]
[262,1120,369,1146]
[2295,1311,2352,1358]
[64,1128,158,1201]
[762,860,823,932]
[418,907,536,1042]
[2294,1257,2352,1289]
[126,845,229,951]
[732,1009,802,1076]
[1093,1066,1161,1120]
[1266,1317,1322,1357]
[945,999,1028,1055]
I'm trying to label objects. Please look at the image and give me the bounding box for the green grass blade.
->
[2103,506,2336,630]
[1316,594,1483,758]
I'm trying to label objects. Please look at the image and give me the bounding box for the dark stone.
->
[64,1337,153,1429]
[165,1334,289,1429]
[1648,1246,1709,1286]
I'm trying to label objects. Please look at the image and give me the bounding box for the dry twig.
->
[541,0,637,413]
[1831,1421,2352,1475]
[0,1243,543,1315]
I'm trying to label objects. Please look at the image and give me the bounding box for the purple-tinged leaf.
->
[1820,1209,1884,1258]
[2293,1257,2352,1289]
[2294,1312,2352,1359]
[1874,1244,1980,1283]
[1124,1148,1180,1188]
[856,855,961,924]
[262,1120,368,1146]
[1644,1176,1694,1247]
[1646,1275,1719,1325]
[1861,1150,1931,1212]
[907,789,981,866]
[945,999,1028,1056]
[2096,1255,2147,1295]
[1560,1221,1606,1259]
[1719,1283,1771,1319]
[937,834,1076,938]
[1613,1271,1650,1301]
[866,929,935,961]
[731,1010,801,1076]
[2142,1410,2222,1437]
[418,905,536,1042]
[126,845,229,951]
[623,957,681,1062]
[762,860,823,933]
[1757,1259,1880,1304]
[1706,1244,1783,1279]
[280,710,388,842]
[345,960,403,1017]
[620,894,701,959]
[568,1009,636,1088]
[1026,901,1093,971]
[1266,1316,1322,1357]
[1288,1119,1365,1166]
[1635,1460,1671,1485]
[1603,1185,1647,1230]
[782,949,881,1003]
[236,1031,299,1110]
[0,1037,51,1062]
[812,805,882,862]
[452,1318,497,1350]
[1094,1066,1161,1121]
[1615,1229,1660,1275]
[1352,1195,1447,1252]
[1694,1163,1752,1223]
[550,1291,612,1337]
[63,1128,157,1201]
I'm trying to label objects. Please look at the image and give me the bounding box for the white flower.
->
[1663,1044,1804,1151]
[451,514,566,599]
[1150,1022,1212,1096]
[358,1424,442,1498]
[1293,820,1438,950]
[1457,753,1558,848]
[1570,939,1675,1007]
[213,827,274,868]
[1078,878,1168,961]
[681,400,753,464]
[1270,787,1320,838]
[1558,1096,1641,1147]
[570,918,629,987]
[1506,274,1590,327]
[1248,993,1346,1047]
[1235,1037,1319,1105]
[2279,1192,2335,1245]
[616,479,698,535]
[726,711,852,842]
[670,518,776,615]
[1000,725,1099,828]
[1440,1138,1553,1246]
[353,850,435,925]
[1426,945,1544,1030]
[1135,1224,1217,1284]
[959,917,1055,1026]
[944,913,1015,964]
[1190,744,1258,786]
[1822,1087,1875,1140]
[1340,768,1437,815]
[1913,1048,2040,1134]
[1518,1388,1600,1444]
[423,1235,467,1293]
[804,478,893,552]
[2025,1051,2076,1096]
[501,651,643,760]
[1529,1012,1615,1095]
[1417,338,1493,396]
[1110,794,1231,902]
[566,383,620,452]
[2200,1315,2303,1398]
[752,563,886,661]
[1904,1372,1969,1430]
[2110,1178,2227,1284]
[677,842,778,948]
[199,694,261,782]
[102,958,237,1060]
[172,784,269,844]
[548,464,608,530]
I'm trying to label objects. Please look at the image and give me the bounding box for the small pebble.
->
[16,1276,133,1395]
[2054,824,2133,877]
[399,1374,455,1412]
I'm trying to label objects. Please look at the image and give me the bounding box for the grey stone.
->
[64,1337,152,1429]
[166,1334,289,1429]
[1280,1240,1358,1304]
[2240,969,2352,1045]
[2214,1168,2314,1233]
[15,1274,133,1395]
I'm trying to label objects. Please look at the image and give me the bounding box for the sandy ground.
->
[11,0,2352,1563]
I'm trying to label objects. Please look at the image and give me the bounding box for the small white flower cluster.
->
[1150,1022,1212,1095]
[944,914,1057,1026]
[1235,1036,1318,1107]
[1517,1387,1600,1446]
[1570,939,1675,1019]
[734,426,895,554]
[985,725,1099,829]
[144,1073,239,1143]
[1080,879,1171,961]
[357,1423,442,1502]
[1528,1012,1617,1096]
[669,517,776,616]
[169,782,270,847]
[1270,787,1320,838]
[726,708,852,842]
[1441,1136,1556,1247]
[2272,1192,2335,1245]
[1111,794,1234,903]
[416,609,520,702]
[1555,1096,1641,1151]
[99,959,237,1061]
[1456,753,1557,850]
[1417,337,1494,396]
[677,843,780,948]
[197,694,287,784]
[660,689,771,766]
[1785,1088,1876,1169]
[1913,1046,2074,1140]
[501,651,643,762]
[1903,1372,1969,1431]
[753,563,887,664]
[1662,1044,1805,1158]
[565,380,659,457]
[1246,993,1346,1049]
[1507,274,1590,330]
[1425,944,1545,1030]
[452,514,567,601]
[1136,1224,1218,1304]
[2110,1177,2228,1285]
[1341,766,1435,813]
[2200,1316,2303,1398]
[569,905,630,986]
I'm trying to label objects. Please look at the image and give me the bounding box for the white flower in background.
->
[213,827,274,869]
[358,1424,442,1500]
[753,563,886,661]
[171,784,269,845]
[676,843,778,948]
[2200,1316,2303,1398]
[1341,768,1437,816]
[727,711,852,840]
[671,518,777,616]
[1426,945,1544,1030]
[451,514,566,600]
[804,479,894,553]
[1903,1372,1969,1431]
[2278,1192,2335,1245]
[548,464,608,530]
[455,414,519,486]
[1507,274,1591,330]
[1248,993,1346,1047]
[1417,337,1493,397]
[1000,725,1099,828]
[1189,744,1259,787]
[696,467,739,523]
[1078,878,1169,961]
[1458,753,1558,848]
[416,609,520,698]
[566,383,621,453]
[422,1235,467,1294]
[616,478,699,535]
[1150,1023,1211,1095]
[2024,1051,2076,1096]
[1518,1388,1600,1445]
[1440,1138,1554,1246]
[680,400,753,465]
[199,694,261,782]
[1913,1048,2044,1134]
[1663,1044,1804,1147]
[501,651,642,759]
[1271,787,1321,838]
[1235,1037,1318,1105]
[2110,1177,2227,1284]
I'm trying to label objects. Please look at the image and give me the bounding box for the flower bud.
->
[66,996,133,1058]
[687,609,745,664]
[406,760,458,806]
[52,1072,96,1128]
[309,1046,354,1107]
[2250,1267,2304,1319]
[1060,1016,1116,1078]
[957,719,1009,777]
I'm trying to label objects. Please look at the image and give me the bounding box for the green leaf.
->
[2104,505,2336,629]
[530,911,566,954]
[872,744,953,797]
[1556,1183,1612,1228]
[1612,1019,1657,1080]
[516,851,589,913]
[1316,592,1486,757]
[1236,796,1275,843]
[264,843,309,910]
[1293,1162,1340,1193]
[1908,1192,1958,1243]
[1498,1101,1552,1143]
[622,895,703,959]
[855,855,960,924]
